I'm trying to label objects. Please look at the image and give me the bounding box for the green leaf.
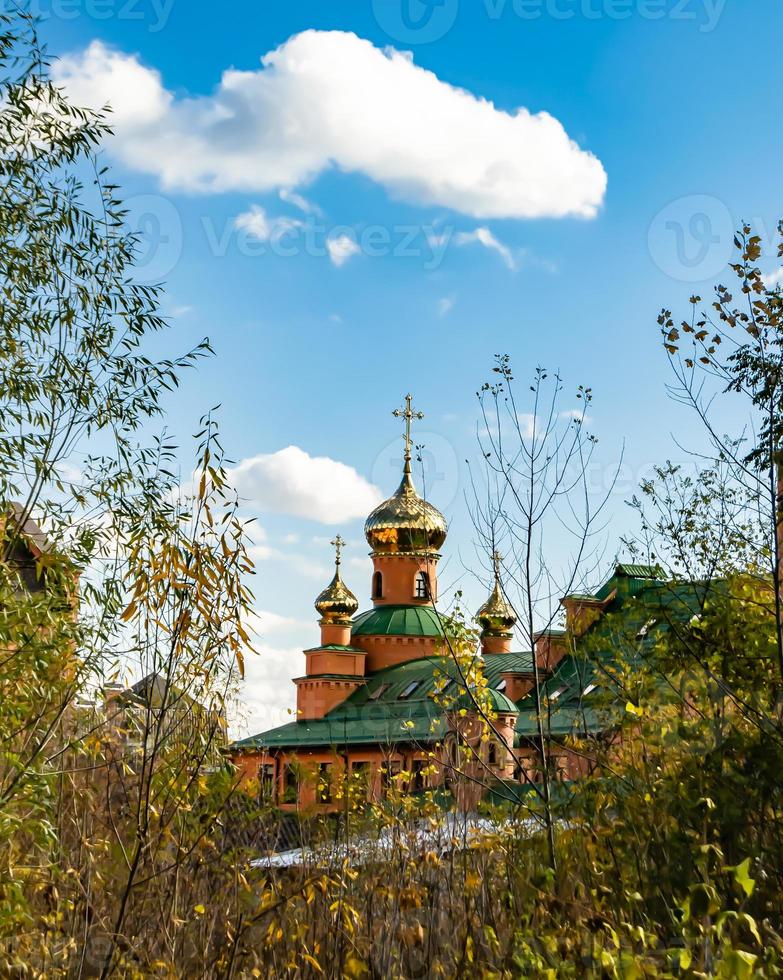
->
[729,857,755,898]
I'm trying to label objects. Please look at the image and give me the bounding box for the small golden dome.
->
[315,536,359,624]
[476,554,517,636]
[364,468,447,555]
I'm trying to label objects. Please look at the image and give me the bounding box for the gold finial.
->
[331,534,346,566]
[315,536,358,624]
[476,550,517,636]
[393,393,424,472]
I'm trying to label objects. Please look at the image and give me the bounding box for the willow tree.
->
[0,13,257,975]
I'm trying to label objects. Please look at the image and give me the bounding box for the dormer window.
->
[414,571,430,600]
[373,571,383,599]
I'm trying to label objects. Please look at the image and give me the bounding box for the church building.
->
[230,397,685,810]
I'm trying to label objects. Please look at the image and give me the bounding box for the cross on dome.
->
[331,534,346,565]
[392,393,424,469]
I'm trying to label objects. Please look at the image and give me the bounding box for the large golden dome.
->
[364,467,447,555]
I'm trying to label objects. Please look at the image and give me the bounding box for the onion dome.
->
[365,394,447,555]
[476,553,517,636]
[364,466,447,555]
[315,536,358,625]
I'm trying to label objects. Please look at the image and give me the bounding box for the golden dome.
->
[365,394,447,555]
[476,554,517,636]
[364,467,447,555]
[315,537,359,624]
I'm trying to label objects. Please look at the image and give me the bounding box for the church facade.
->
[230,397,685,811]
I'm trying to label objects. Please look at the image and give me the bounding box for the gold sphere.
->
[364,470,447,555]
[476,579,517,636]
[315,568,359,625]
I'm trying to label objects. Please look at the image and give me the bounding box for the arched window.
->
[414,571,430,599]
[373,571,383,598]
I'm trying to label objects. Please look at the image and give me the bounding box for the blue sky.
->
[40,0,783,733]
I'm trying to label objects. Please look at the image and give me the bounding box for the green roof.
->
[614,563,663,579]
[351,605,447,638]
[234,651,534,750]
[303,645,366,653]
[456,687,518,715]
[234,576,707,753]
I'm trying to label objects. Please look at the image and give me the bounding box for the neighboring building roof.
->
[6,502,51,556]
[351,604,447,638]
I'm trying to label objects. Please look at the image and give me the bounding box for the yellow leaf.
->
[120,600,138,622]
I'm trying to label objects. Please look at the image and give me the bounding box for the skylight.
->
[368,683,390,701]
[496,679,507,693]
[583,683,597,696]
[399,681,421,700]
[549,689,563,701]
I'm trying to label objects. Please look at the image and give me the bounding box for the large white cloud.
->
[229,446,382,524]
[230,642,300,738]
[54,31,607,220]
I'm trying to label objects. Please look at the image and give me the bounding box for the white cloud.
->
[54,32,606,220]
[247,609,305,636]
[559,408,594,426]
[230,642,299,738]
[327,233,361,267]
[229,446,381,524]
[517,414,537,440]
[234,204,303,241]
[172,304,192,317]
[437,295,455,317]
[455,227,515,269]
[279,188,321,216]
[764,267,783,288]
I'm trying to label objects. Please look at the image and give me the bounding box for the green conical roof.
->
[351,604,447,638]
[455,687,519,715]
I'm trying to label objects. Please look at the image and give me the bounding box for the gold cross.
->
[493,551,502,580]
[331,535,346,565]
[392,393,424,462]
